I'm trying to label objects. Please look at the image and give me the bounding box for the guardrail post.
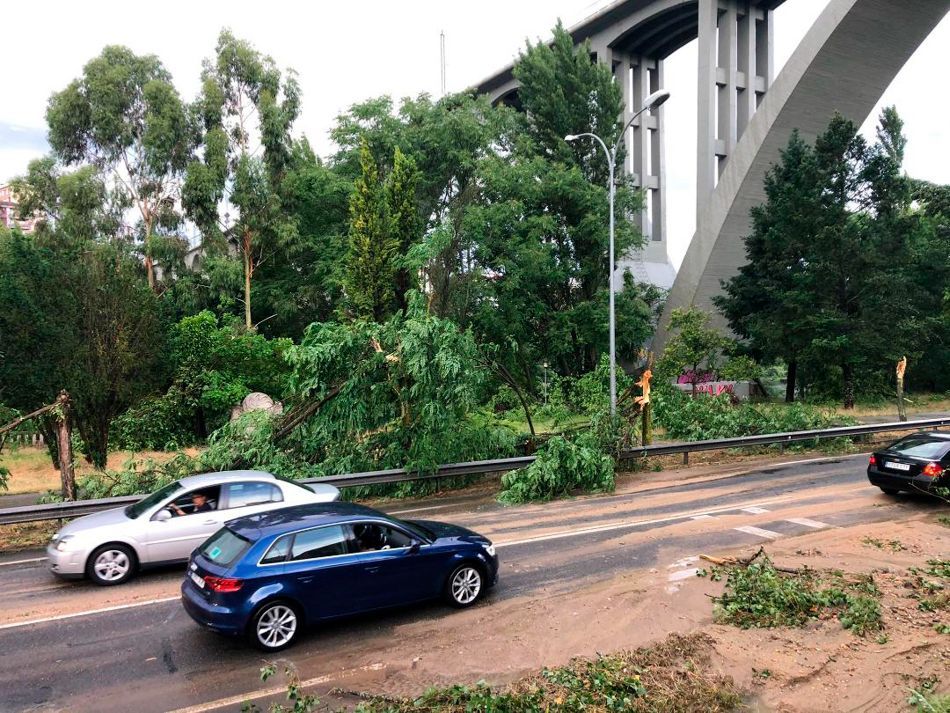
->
[683,452,689,465]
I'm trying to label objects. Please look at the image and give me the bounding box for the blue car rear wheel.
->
[249,601,301,651]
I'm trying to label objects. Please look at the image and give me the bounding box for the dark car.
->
[180,502,499,651]
[867,432,950,496]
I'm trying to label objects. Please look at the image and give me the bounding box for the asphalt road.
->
[0,452,943,712]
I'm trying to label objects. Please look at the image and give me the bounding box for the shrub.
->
[498,435,614,503]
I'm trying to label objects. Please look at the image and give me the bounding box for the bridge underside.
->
[475,0,950,345]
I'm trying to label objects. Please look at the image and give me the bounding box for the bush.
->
[653,386,853,441]
[498,435,614,503]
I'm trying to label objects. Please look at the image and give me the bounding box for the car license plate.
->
[190,572,205,588]
[885,461,910,472]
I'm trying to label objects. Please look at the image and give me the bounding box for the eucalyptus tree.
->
[183,29,300,330]
[45,46,192,287]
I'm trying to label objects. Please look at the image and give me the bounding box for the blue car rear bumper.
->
[180,580,245,636]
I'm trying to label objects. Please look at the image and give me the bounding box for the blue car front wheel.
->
[445,564,483,608]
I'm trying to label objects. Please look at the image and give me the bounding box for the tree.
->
[656,308,733,394]
[387,146,422,312]
[45,46,192,287]
[344,141,398,321]
[715,131,820,401]
[183,29,300,330]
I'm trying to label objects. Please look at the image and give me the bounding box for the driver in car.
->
[171,492,214,517]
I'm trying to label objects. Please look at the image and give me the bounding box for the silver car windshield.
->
[125,481,184,519]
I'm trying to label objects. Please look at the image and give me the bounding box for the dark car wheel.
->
[879,487,901,496]
[86,544,136,586]
[444,563,484,608]
[249,601,301,651]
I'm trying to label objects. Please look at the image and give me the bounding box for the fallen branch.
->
[699,547,802,574]
[273,383,344,442]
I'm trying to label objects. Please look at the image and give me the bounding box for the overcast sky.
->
[2,0,948,267]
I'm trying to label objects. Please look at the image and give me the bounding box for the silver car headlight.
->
[54,535,75,552]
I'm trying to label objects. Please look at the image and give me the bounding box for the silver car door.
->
[145,489,225,562]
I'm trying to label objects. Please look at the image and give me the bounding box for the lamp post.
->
[565,88,670,419]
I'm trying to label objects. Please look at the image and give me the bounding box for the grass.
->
[351,633,741,713]
[863,536,907,552]
[909,688,950,712]
[0,446,197,496]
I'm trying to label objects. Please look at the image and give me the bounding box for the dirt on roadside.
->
[331,514,948,712]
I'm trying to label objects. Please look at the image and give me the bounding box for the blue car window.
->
[290,525,348,561]
[200,528,251,566]
[261,534,292,564]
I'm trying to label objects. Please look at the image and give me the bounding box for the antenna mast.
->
[440,31,446,96]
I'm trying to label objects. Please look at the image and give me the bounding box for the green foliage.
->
[344,140,398,321]
[498,435,614,504]
[242,664,319,713]
[113,311,290,450]
[652,386,849,441]
[656,307,748,386]
[908,688,950,713]
[712,556,883,636]
[357,633,741,713]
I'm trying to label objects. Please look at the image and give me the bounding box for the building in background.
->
[0,184,35,233]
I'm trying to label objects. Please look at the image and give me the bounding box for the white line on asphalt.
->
[734,525,782,540]
[387,504,450,515]
[668,568,700,582]
[691,514,715,520]
[0,596,181,631]
[668,555,699,568]
[741,506,770,514]
[786,517,830,529]
[167,663,386,713]
[0,556,45,567]
[494,495,797,549]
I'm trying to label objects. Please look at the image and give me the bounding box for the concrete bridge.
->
[474,0,950,349]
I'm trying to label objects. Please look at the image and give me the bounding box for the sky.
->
[2,0,949,268]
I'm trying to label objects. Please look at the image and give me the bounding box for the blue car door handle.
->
[297,575,314,583]
[364,566,381,574]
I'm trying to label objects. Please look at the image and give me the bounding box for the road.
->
[0,452,943,712]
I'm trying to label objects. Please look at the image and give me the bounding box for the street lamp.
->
[565,88,670,419]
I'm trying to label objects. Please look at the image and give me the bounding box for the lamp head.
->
[644,89,671,110]
[564,134,577,142]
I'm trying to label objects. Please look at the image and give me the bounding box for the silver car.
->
[47,470,340,585]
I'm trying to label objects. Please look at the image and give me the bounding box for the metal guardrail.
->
[2,417,947,526]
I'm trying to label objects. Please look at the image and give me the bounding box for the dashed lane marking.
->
[691,514,714,520]
[741,506,770,514]
[786,517,830,529]
[668,556,699,569]
[734,525,782,540]
[668,568,700,582]
[167,663,387,713]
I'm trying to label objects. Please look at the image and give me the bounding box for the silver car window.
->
[225,482,282,509]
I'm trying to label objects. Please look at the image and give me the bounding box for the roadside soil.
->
[326,514,949,712]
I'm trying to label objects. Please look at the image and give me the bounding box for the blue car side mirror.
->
[407,540,421,554]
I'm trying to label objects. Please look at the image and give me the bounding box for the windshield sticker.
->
[208,546,222,559]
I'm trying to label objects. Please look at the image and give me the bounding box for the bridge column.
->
[608,51,670,287]
[697,0,774,219]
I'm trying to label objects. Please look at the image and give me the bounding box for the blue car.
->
[180,502,499,650]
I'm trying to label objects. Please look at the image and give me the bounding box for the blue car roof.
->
[226,502,387,540]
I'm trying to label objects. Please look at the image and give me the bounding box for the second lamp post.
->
[566,88,670,419]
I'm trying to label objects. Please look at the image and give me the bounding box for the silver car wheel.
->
[451,566,482,605]
[93,549,131,582]
[256,604,298,649]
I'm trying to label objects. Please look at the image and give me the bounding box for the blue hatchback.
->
[181,502,499,650]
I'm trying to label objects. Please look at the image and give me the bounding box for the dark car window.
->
[200,528,251,567]
[886,436,950,460]
[125,481,183,519]
[261,534,292,565]
[168,486,221,516]
[351,522,414,552]
[290,526,348,561]
[225,482,282,509]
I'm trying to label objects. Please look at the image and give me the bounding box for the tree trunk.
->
[55,392,76,500]
[641,402,652,445]
[785,360,797,403]
[842,363,855,410]
[243,237,253,331]
[896,357,907,422]
[144,215,156,290]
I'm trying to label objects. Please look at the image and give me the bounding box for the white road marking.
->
[668,568,700,582]
[167,663,386,712]
[741,506,770,514]
[495,495,796,549]
[786,517,829,529]
[387,504,450,515]
[0,596,181,631]
[691,514,714,520]
[0,556,46,567]
[734,525,782,540]
[668,556,699,568]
